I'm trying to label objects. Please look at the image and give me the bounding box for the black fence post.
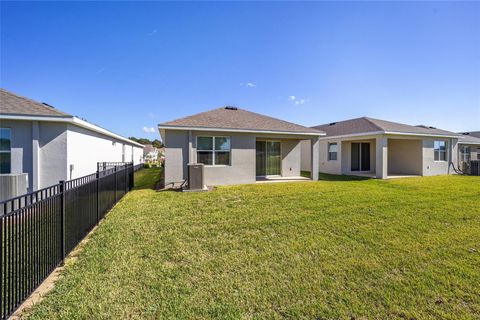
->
[96,170,100,224]
[59,180,66,264]
[125,163,128,194]
[114,166,117,201]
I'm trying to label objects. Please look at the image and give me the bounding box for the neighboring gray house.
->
[301,117,463,178]
[0,89,144,198]
[158,106,325,187]
[457,132,480,168]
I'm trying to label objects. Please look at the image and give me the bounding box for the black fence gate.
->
[0,162,140,319]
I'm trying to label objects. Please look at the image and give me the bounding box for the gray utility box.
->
[187,163,205,190]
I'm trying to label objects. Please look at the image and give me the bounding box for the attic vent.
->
[416,125,437,130]
[42,102,55,109]
[225,106,238,110]
[329,122,337,126]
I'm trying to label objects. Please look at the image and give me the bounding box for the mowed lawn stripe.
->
[27,168,480,319]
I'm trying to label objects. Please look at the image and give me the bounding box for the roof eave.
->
[0,113,144,148]
[318,130,462,140]
[158,124,325,136]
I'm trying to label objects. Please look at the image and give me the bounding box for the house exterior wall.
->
[164,130,189,186]
[0,119,143,193]
[280,139,302,177]
[302,133,459,178]
[66,124,143,180]
[191,131,256,186]
[0,119,34,190]
[163,129,309,186]
[422,138,458,176]
[387,138,423,175]
[39,122,69,188]
[300,140,311,172]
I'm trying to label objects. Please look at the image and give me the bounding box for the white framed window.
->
[434,141,447,161]
[328,142,338,161]
[197,136,231,166]
[0,128,11,174]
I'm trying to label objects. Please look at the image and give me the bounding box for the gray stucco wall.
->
[195,132,256,186]
[280,140,301,177]
[164,130,189,186]
[39,122,69,188]
[164,129,309,186]
[1,119,142,192]
[422,138,457,176]
[0,119,34,189]
[387,138,423,175]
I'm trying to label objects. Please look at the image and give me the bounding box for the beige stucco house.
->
[301,117,464,179]
[158,106,325,187]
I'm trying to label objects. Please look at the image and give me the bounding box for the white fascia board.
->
[457,140,480,145]
[318,130,461,140]
[158,125,325,136]
[318,131,385,140]
[384,131,462,139]
[1,114,144,148]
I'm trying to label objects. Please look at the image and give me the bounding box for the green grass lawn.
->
[27,169,480,319]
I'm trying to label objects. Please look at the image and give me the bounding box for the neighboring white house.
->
[301,117,464,179]
[0,88,144,198]
[143,144,159,162]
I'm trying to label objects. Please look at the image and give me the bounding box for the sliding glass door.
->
[351,142,370,171]
[256,141,281,176]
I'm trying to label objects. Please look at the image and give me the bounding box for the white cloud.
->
[142,126,156,133]
[240,82,256,88]
[147,112,156,119]
[148,29,158,36]
[288,95,307,105]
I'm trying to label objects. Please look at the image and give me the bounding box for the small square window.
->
[328,143,338,161]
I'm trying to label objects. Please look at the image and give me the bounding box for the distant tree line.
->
[128,137,164,148]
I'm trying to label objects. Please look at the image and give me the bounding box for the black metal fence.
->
[0,162,138,319]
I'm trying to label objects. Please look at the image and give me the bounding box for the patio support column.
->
[376,136,388,179]
[310,137,320,181]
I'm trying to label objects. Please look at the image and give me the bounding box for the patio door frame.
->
[256,140,282,177]
[351,142,371,172]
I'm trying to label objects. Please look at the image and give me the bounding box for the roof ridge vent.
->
[328,122,337,126]
[225,106,238,110]
[42,102,56,109]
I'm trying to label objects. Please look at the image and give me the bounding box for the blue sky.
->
[1,1,479,138]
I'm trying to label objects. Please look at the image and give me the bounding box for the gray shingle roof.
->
[0,88,71,117]
[313,117,461,138]
[160,107,324,135]
[459,131,480,139]
[458,133,480,145]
